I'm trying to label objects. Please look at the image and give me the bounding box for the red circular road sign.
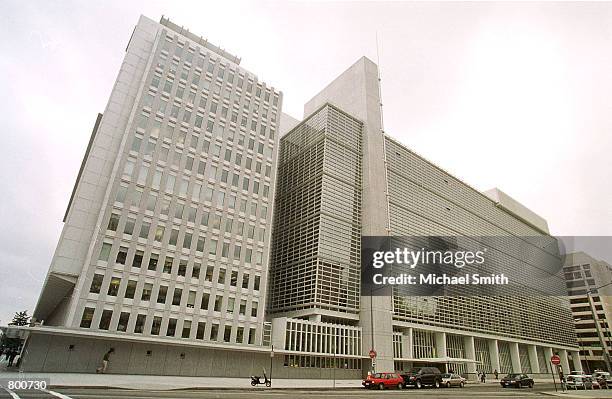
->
[551,355,561,365]
[369,350,377,359]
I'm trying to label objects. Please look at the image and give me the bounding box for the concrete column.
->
[400,328,413,359]
[509,342,522,373]
[435,332,447,358]
[488,339,501,373]
[559,349,571,374]
[464,336,477,379]
[571,351,582,373]
[528,345,540,374]
[544,347,554,373]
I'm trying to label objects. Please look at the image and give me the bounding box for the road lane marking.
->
[40,388,74,399]
[0,385,20,399]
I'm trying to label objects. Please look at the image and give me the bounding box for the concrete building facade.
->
[22,15,290,376]
[564,251,612,373]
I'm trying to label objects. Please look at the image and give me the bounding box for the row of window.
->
[107,208,266,250]
[160,32,279,106]
[89,273,259,316]
[99,243,263,285]
[80,306,257,344]
[132,131,273,180]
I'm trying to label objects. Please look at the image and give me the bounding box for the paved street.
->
[2,384,611,399]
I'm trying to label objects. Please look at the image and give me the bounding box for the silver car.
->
[441,373,466,388]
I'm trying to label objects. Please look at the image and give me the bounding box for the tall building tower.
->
[268,57,580,379]
[563,252,612,372]
[23,16,283,375]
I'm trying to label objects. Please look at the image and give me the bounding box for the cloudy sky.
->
[1,1,611,324]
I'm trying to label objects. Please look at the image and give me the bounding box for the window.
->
[134,314,146,333]
[222,242,230,258]
[188,206,197,223]
[124,217,135,235]
[139,222,150,239]
[151,316,162,335]
[89,274,104,294]
[80,307,95,328]
[239,299,246,315]
[172,288,183,306]
[154,225,165,242]
[196,322,206,340]
[242,273,249,289]
[201,292,210,310]
[249,328,256,344]
[254,276,261,291]
[157,285,168,304]
[147,194,157,212]
[107,213,120,231]
[230,271,238,287]
[178,260,187,277]
[205,266,214,282]
[117,312,130,332]
[183,232,192,250]
[125,280,137,299]
[217,268,226,285]
[132,250,143,269]
[227,297,235,314]
[192,262,201,279]
[166,318,177,337]
[99,309,112,330]
[169,229,179,245]
[251,301,258,317]
[209,239,218,255]
[141,283,152,301]
[224,325,232,342]
[182,320,192,338]
[148,253,158,271]
[236,327,244,343]
[214,295,222,312]
[187,290,196,308]
[107,277,121,296]
[196,236,205,252]
[234,244,242,261]
[210,323,219,341]
[99,243,112,261]
[163,257,173,274]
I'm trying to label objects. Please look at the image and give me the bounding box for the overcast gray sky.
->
[1,1,611,325]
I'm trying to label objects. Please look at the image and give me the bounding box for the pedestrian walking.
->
[96,348,114,374]
[494,369,499,379]
[481,371,486,383]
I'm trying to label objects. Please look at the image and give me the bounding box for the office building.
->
[22,15,283,375]
[564,251,612,373]
[267,57,580,379]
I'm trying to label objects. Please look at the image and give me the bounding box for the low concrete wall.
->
[20,332,361,379]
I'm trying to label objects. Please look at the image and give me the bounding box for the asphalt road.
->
[0,383,571,399]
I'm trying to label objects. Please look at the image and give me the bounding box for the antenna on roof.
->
[375,31,385,135]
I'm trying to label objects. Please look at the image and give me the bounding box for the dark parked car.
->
[500,373,534,388]
[401,367,443,389]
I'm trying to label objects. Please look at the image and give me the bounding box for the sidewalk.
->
[0,370,362,390]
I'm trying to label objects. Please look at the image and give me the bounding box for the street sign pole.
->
[550,355,561,392]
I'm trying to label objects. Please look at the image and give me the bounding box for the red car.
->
[362,372,404,390]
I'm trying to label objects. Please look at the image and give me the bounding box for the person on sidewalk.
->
[494,369,498,379]
[480,371,486,383]
[96,348,114,374]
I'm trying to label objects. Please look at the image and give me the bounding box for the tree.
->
[9,310,30,326]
